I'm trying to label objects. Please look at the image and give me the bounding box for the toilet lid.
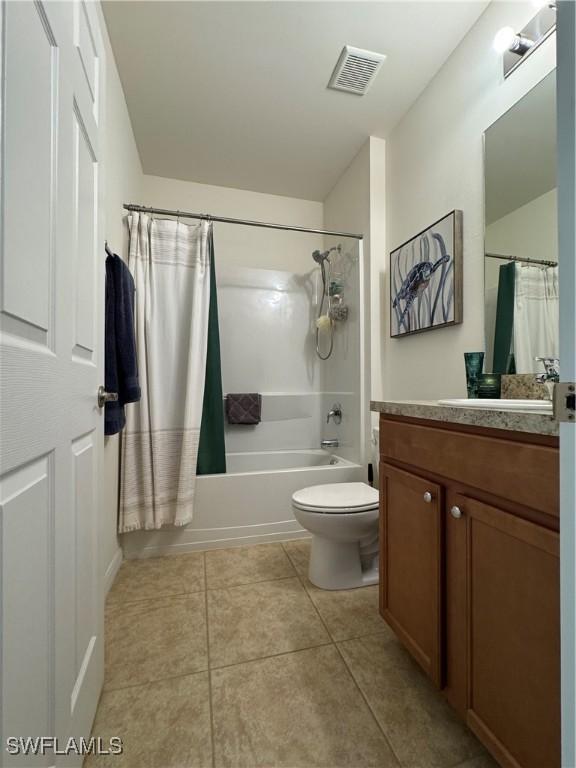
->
[292,482,379,514]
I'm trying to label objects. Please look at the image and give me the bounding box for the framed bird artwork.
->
[389,210,463,338]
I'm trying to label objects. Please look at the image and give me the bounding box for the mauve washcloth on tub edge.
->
[226,393,262,425]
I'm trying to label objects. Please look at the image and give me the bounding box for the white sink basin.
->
[438,398,553,413]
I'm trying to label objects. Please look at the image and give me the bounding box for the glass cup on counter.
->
[464,352,485,398]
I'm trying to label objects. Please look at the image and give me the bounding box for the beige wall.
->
[381,1,556,400]
[140,174,323,273]
[368,137,387,408]
[98,5,143,590]
[323,141,371,238]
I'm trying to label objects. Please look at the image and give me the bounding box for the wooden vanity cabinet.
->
[379,414,560,768]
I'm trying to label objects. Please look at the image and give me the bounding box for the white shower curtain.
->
[513,263,559,373]
[119,212,211,533]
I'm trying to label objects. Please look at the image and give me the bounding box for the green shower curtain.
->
[493,262,516,375]
[197,228,226,474]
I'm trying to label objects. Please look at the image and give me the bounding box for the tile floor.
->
[87,540,499,768]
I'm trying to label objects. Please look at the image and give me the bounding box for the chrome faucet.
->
[535,357,560,400]
[326,402,342,424]
[535,357,560,384]
[321,439,339,449]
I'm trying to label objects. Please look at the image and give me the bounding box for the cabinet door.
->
[380,463,443,686]
[460,495,560,768]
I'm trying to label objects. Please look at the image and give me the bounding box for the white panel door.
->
[0,1,105,764]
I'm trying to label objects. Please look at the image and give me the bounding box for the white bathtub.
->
[121,450,365,559]
[224,449,345,473]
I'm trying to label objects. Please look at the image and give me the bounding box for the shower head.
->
[312,245,341,264]
[312,249,329,264]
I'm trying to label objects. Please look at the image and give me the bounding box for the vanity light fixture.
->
[493,26,534,55]
[494,2,556,78]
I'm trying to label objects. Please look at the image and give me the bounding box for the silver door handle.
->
[98,386,118,408]
[450,505,463,519]
[423,491,433,503]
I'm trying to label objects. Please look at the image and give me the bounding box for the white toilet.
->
[292,482,379,590]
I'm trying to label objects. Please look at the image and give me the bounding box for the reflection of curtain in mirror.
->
[493,263,516,374]
[513,263,559,372]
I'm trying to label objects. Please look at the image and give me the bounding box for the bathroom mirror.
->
[483,71,558,375]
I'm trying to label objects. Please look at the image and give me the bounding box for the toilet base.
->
[308,536,379,590]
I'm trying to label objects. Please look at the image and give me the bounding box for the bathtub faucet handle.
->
[326,403,342,425]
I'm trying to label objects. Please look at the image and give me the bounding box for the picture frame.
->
[389,210,463,338]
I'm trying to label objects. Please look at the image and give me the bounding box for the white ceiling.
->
[103,1,489,201]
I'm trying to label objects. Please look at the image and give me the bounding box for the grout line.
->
[282,545,309,583]
[208,640,335,673]
[203,552,217,768]
[102,668,210,695]
[106,588,206,609]
[206,573,298,592]
[333,638,403,767]
[292,551,403,767]
[332,628,390,644]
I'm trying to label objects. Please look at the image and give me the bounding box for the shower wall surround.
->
[217,249,363,461]
[319,237,364,463]
[219,264,324,453]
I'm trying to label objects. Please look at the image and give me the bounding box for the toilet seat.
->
[292,482,379,514]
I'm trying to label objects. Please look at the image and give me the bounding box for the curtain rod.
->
[123,203,364,240]
[485,251,557,268]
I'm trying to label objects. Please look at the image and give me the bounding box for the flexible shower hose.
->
[315,257,334,360]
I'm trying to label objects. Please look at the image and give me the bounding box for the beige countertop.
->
[370,399,558,437]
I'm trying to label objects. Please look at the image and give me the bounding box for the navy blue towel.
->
[105,253,141,435]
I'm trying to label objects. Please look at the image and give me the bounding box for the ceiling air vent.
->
[328,45,386,95]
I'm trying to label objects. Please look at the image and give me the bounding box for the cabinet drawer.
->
[379,416,558,518]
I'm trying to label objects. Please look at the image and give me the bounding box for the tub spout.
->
[321,439,339,449]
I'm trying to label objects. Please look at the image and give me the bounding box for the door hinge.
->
[553,382,576,422]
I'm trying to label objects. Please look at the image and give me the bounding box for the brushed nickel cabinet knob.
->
[450,505,463,519]
[423,491,433,503]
